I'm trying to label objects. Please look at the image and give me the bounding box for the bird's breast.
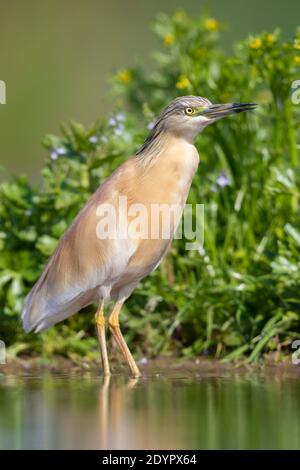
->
[121,141,199,279]
[138,140,199,206]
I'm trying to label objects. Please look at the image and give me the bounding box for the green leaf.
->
[55,191,80,209]
[51,220,68,238]
[0,182,29,208]
[0,270,13,289]
[284,223,300,246]
[16,226,37,242]
[35,235,58,256]
[6,275,24,314]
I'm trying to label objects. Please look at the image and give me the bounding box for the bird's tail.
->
[21,280,57,333]
[21,259,50,333]
[21,235,99,332]
[21,276,97,333]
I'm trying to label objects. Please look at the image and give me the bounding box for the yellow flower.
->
[163,34,175,46]
[294,56,300,65]
[176,76,191,90]
[266,33,275,43]
[294,39,300,50]
[205,18,219,31]
[174,10,186,21]
[117,69,132,83]
[250,37,263,49]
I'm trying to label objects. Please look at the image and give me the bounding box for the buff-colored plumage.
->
[22,96,256,376]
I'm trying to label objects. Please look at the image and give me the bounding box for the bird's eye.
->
[185,107,194,115]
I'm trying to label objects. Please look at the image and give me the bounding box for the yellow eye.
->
[185,107,194,115]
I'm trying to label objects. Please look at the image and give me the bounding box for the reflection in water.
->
[0,372,300,449]
[98,377,141,450]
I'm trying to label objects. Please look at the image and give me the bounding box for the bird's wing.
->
[22,159,139,332]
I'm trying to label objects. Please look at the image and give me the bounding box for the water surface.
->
[0,369,299,449]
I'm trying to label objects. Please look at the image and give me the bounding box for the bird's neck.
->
[136,129,196,168]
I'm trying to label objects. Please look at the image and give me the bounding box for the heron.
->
[22,96,256,377]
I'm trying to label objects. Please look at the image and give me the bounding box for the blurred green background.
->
[1,0,300,178]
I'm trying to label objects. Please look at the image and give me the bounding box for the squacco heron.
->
[22,96,256,377]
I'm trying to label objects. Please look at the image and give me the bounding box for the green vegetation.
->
[1,11,300,362]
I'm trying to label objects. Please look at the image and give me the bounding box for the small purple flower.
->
[115,112,125,121]
[50,151,58,160]
[56,147,67,155]
[216,173,230,188]
[109,117,117,126]
[50,146,66,160]
[114,123,124,136]
[147,121,155,130]
[89,135,98,144]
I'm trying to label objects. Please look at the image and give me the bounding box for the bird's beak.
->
[197,102,257,119]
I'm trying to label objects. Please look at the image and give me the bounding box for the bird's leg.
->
[95,301,110,376]
[109,301,141,378]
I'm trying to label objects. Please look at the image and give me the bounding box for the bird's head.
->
[156,95,257,141]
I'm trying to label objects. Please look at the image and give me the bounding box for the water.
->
[1,369,300,449]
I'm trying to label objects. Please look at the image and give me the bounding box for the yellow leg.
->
[95,301,110,376]
[109,301,141,378]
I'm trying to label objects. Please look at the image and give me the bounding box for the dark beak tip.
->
[234,102,258,107]
[233,102,258,113]
[202,101,258,118]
